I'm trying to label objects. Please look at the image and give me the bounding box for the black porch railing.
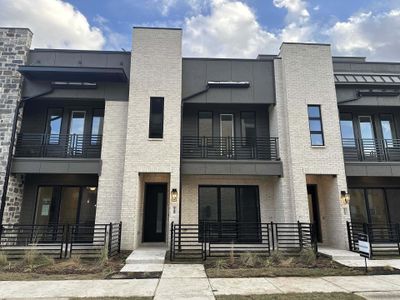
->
[347,221,400,257]
[0,222,121,259]
[182,136,280,160]
[342,138,400,162]
[170,221,317,260]
[15,133,102,158]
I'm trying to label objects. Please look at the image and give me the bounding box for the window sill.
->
[148,138,164,141]
[311,145,326,149]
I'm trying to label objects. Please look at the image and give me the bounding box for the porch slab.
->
[318,246,364,261]
[125,246,167,264]
[0,279,158,298]
[120,263,164,273]
[162,264,207,278]
[210,278,280,295]
[357,291,400,300]
[266,277,346,293]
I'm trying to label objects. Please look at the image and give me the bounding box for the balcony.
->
[181,136,282,176]
[182,136,280,160]
[15,133,102,159]
[342,138,400,162]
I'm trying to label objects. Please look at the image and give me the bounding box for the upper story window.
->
[91,109,104,145]
[308,105,324,146]
[241,112,256,144]
[198,112,213,137]
[46,108,63,144]
[149,97,164,139]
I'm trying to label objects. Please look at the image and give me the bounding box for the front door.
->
[220,114,234,158]
[307,185,322,243]
[143,183,167,243]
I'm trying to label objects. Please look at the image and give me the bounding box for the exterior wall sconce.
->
[171,188,178,203]
[340,190,351,206]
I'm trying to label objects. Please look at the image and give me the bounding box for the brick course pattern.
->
[0,28,32,224]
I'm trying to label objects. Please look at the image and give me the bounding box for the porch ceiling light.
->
[88,187,97,191]
[207,81,250,88]
[340,191,351,206]
[171,188,178,203]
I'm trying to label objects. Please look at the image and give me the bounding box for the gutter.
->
[0,88,54,225]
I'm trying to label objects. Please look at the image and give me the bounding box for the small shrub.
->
[71,255,81,265]
[228,245,235,266]
[383,265,394,272]
[269,250,284,266]
[280,257,294,267]
[23,248,39,266]
[0,252,8,267]
[214,259,229,270]
[97,247,109,266]
[297,248,317,266]
[263,258,272,268]
[239,252,259,267]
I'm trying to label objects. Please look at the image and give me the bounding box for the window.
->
[308,105,324,146]
[241,112,256,144]
[198,185,260,242]
[340,113,355,147]
[380,114,396,147]
[46,109,63,144]
[91,109,104,145]
[149,97,164,138]
[198,112,212,137]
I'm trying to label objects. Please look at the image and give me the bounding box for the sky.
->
[1,0,400,60]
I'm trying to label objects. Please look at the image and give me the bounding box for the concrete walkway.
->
[3,267,400,299]
[319,246,400,269]
[120,246,166,273]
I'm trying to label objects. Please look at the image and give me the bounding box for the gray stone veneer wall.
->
[0,28,32,224]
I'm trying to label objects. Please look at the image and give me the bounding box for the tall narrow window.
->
[46,109,63,144]
[198,112,213,137]
[380,114,396,147]
[149,97,164,138]
[241,112,256,144]
[91,109,104,145]
[308,105,324,146]
[340,113,355,148]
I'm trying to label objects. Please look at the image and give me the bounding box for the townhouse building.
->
[0,26,398,257]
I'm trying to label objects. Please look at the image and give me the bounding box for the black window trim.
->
[90,108,104,145]
[240,111,257,145]
[148,97,164,139]
[45,107,64,145]
[308,105,325,146]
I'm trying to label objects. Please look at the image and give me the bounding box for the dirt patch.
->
[0,251,130,281]
[205,254,400,278]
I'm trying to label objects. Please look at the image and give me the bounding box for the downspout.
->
[0,88,54,225]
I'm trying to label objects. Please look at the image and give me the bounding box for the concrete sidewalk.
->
[2,265,400,299]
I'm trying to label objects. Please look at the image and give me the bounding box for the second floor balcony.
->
[342,138,400,162]
[182,136,280,161]
[15,133,102,159]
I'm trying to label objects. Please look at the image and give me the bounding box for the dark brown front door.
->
[143,183,167,243]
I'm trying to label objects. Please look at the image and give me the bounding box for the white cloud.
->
[183,0,279,57]
[0,0,105,49]
[273,0,310,25]
[327,10,400,60]
[154,0,209,16]
[94,15,130,51]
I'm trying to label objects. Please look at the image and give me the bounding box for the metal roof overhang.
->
[18,66,128,83]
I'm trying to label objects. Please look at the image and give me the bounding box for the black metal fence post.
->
[346,221,353,251]
[64,224,70,258]
[108,223,112,258]
[396,223,400,256]
[118,222,122,254]
[270,221,275,252]
[0,224,3,243]
[170,222,174,261]
[203,221,207,260]
[297,221,303,251]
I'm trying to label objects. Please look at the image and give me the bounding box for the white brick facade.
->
[120,28,182,249]
[273,43,350,248]
[96,101,128,224]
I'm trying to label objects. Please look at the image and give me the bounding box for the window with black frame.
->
[46,108,63,144]
[198,185,261,243]
[149,97,164,138]
[308,105,324,146]
[198,111,213,146]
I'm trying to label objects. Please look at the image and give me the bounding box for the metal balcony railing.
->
[15,133,102,158]
[342,138,400,162]
[181,136,280,160]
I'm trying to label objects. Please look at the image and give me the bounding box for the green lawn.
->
[216,293,364,300]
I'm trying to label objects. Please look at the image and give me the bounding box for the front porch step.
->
[125,248,166,264]
[120,263,164,273]
[318,246,365,261]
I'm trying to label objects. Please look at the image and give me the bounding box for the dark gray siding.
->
[182,58,275,104]
[182,104,270,138]
[19,174,98,224]
[22,49,130,101]
[333,62,400,74]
